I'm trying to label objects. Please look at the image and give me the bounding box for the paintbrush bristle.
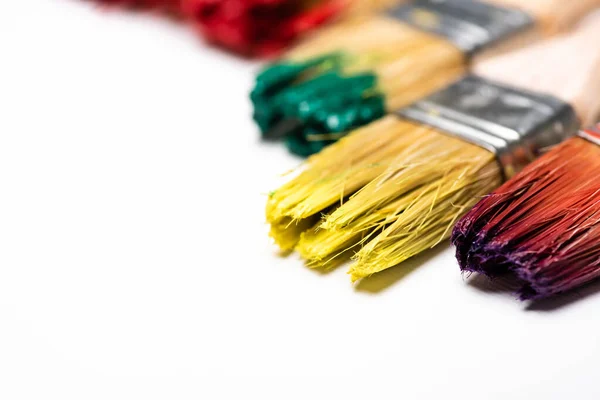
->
[296,196,404,265]
[452,136,600,300]
[349,159,501,281]
[266,116,423,240]
[254,13,466,155]
[270,116,502,279]
[329,132,501,281]
[269,216,320,252]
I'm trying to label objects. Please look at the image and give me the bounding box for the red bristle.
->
[181,0,345,57]
[452,130,600,300]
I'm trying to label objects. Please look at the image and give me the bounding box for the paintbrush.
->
[252,0,600,156]
[266,13,600,284]
[452,122,600,300]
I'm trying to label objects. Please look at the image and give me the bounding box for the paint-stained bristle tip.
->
[452,137,600,300]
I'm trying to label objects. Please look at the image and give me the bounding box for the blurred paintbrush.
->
[181,0,350,57]
[266,13,600,284]
[252,0,600,156]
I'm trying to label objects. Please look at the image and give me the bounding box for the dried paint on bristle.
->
[269,215,320,252]
[253,15,466,155]
[452,137,600,300]
[297,226,365,269]
[340,132,501,281]
[288,119,503,278]
[266,116,420,248]
[296,198,401,266]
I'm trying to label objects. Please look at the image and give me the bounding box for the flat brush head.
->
[271,116,502,277]
[342,134,502,282]
[452,130,600,300]
[183,0,351,57]
[252,9,466,155]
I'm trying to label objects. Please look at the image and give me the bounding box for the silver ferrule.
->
[396,75,579,180]
[578,125,600,146]
[387,0,534,57]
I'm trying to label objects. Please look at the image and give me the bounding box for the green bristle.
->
[251,53,346,136]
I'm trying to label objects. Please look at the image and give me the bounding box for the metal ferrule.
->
[396,75,579,180]
[578,124,600,146]
[387,0,534,57]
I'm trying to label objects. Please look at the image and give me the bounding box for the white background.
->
[2,1,600,398]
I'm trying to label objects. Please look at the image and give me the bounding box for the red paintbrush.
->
[452,124,600,300]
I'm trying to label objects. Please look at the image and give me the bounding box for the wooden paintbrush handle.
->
[486,0,600,34]
[548,0,600,33]
[474,9,600,127]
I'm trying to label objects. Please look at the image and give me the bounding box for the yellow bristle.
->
[268,216,320,252]
[266,117,439,249]
[348,154,501,281]
[292,122,502,278]
[321,127,499,230]
[267,116,403,221]
[296,187,425,265]
[296,214,372,266]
